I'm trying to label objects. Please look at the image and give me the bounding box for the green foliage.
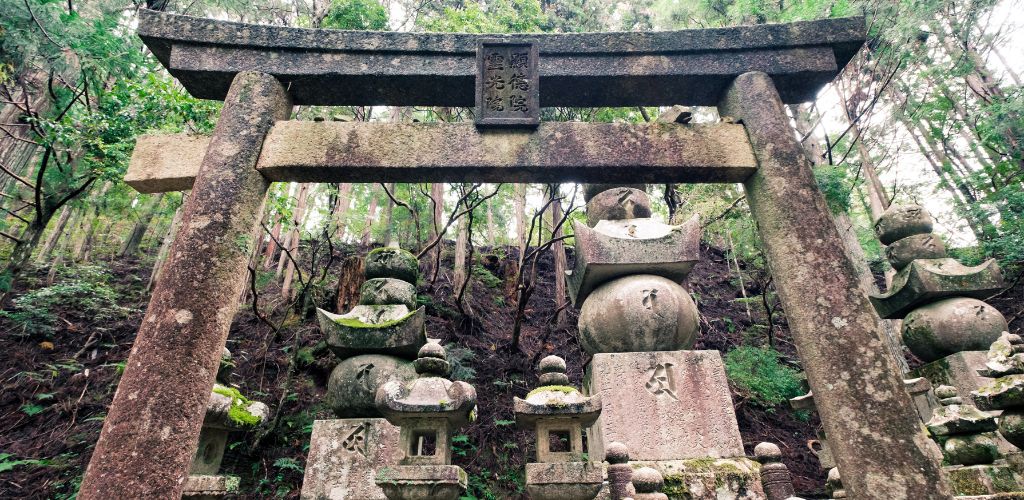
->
[471,265,502,288]
[0,453,50,473]
[447,346,477,381]
[813,166,853,214]
[322,0,389,30]
[724,346,803,410]
[421,0,549,33]
[0,265,131,338]
[272,457,304,474]
[212,385,263,427]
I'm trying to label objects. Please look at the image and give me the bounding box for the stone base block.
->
[300,418,402,500]
[374,464,467,500]
[526,461,603,500]
[586,351,745,461]
[595,458,764,500]
[946,462,1024,496]
[182,475,240,499]
[912,351,991,407]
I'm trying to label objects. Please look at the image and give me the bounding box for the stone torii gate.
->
[78,10,952,499]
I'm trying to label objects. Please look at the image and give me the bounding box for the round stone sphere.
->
[999,410,1024,449]
[902,297,1007,363]
[327,354,416,417]
[578,275,698,355]
[365,247,419,283]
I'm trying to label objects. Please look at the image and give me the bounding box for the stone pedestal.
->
[586,351,745,461]
[594,458,765,500]
[181,475,240,500]
[300,418,402,499]
[944,462,1024,496]
[912,351,991,406]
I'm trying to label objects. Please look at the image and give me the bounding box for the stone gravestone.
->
[301,247,426,499]
[572,183,762,499]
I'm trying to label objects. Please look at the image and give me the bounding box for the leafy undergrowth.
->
[4,242,1001,498]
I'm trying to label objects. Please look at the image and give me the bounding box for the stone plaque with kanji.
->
[475,41,539,127]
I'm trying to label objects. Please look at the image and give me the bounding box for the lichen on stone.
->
[334,309,418,329]
[526,385,579,399]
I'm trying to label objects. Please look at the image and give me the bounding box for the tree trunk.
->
[486,196,496,247]
[36,204,74,263]
[148,194,187,292]
[381,182,396,247]
[426,183,445,280]
[72,181,112,262]
[0,71,49,201]
[453,213,469,290]
[332,182,353,238]
[514,183,527,258]
[361,184,379,247]
[282,183,311,300]
[262,219,281,270]
[119,193,166,257]
[549,186,567,326]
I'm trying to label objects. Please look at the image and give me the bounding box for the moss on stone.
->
[660,473,690,497]
[947,468,989,496]
[334,309,417,329]
[526,385,579,399]
[212,385,262,428]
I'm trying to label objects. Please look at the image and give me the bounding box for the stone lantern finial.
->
[631,467,668,500]
[513,354,602,500]
[374,343,476,500]
[754,442,798,500]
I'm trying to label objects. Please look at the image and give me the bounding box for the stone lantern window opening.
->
[412,430,437,457]
[396,417,452,466]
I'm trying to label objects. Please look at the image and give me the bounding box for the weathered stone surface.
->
[124,122,761,194]
[525,462,603,500]
[980,332,1024,378]
[182,474,240,499]
[318,306,427,360]
[586,187,653,226]
[587,351,744,461]
[886,233,947,271]
[584,184,647,202]
[79,72,291,499]
[365,247,419,283]
[974,375,1024,411]
[999,410,1024,449]
[904,377,942,424]
[190,428,229,476]
[754,442,796,500]
[327,355,417,418]
[943,433,1001,466]
[926,403,997,437]
[374,464,467,500]
[902,297,1007,363]
[605,442,633,500]
[475,41,539,127]
[301,418,402,500]
[514,387,601,426]
[203,385,270,430]
[360,278,418,310]
[124,133,210,193]
[875,204,934,245]
[869,258,1004,319]
[567,216,700,306]
[624,458,765,500]
[913,351,993,406]
[138,9,864,106]
[658,105,693,124]
[944,462,1024,496]
[719,72,950,498]
[578,275,699,355]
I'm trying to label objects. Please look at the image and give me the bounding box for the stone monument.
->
[374,343,476,500]
[571,184,763,498]
[301,247,426,499]
[927,382,1024,496]
[514,355,603,500]
[869,204,1006,398]
[183,349,270,499]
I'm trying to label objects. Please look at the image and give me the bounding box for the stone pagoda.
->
[513,355,603,500]
[183,348,270,499]
[869,205,1006,398]
[301,247,427,499]
[374,343,477,500]
[569,184,763,497]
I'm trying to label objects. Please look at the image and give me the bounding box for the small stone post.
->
[606,442,633,500]
[718,71,951,499]
[754,442,796,500]
[79,71,291,498]
[630,467,668,500]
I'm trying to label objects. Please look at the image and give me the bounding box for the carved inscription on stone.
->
[645,362,678,401]
[475,41,539,127]
[341,422,369,457]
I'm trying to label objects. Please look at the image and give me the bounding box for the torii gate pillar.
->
[78,71,291,499]
[720,71,951,498]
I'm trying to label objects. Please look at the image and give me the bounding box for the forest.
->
[0,0,1021,498]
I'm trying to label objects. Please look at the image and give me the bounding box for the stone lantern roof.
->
[376,343,477,427]
[513,355,601,427]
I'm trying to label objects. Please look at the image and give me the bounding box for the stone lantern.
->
[374,343,476,500]
[513,355,602,500]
